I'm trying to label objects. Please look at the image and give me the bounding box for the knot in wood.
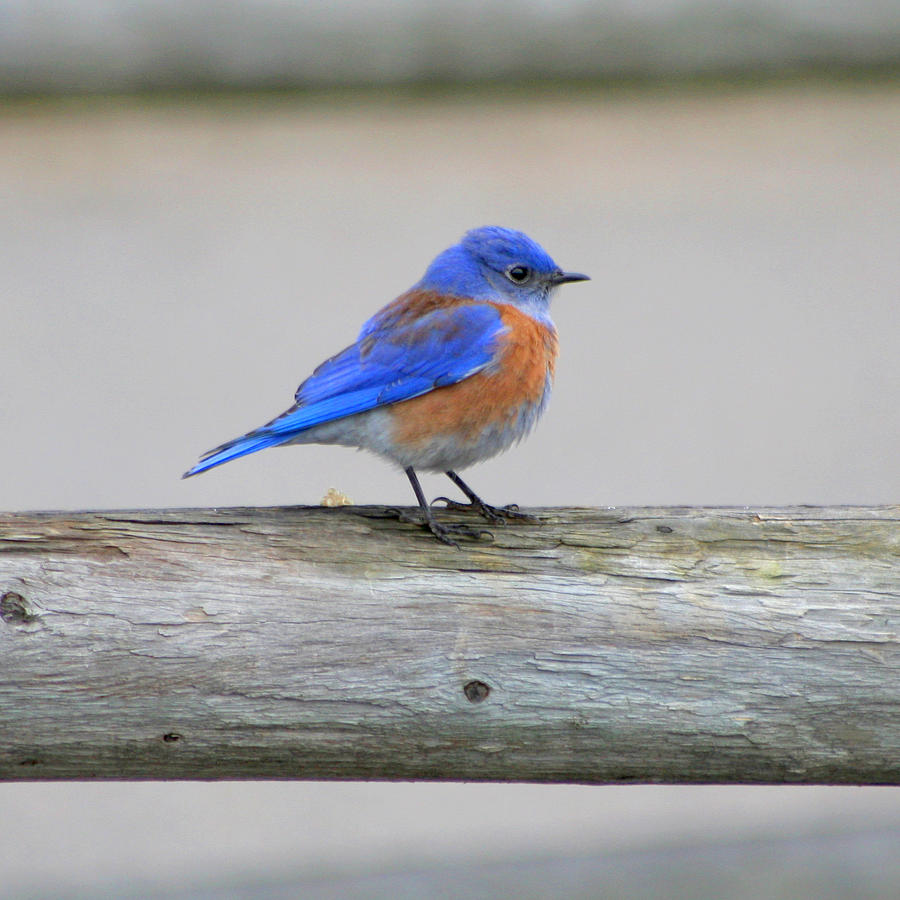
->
[1,591,37,625]
[463,680,491,703]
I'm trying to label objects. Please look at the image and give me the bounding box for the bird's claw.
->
[385,506,420,526]
[425,519,493,548]
[433,496,535,525]
[384,506,492,547]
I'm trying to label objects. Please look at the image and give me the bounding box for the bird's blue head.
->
[416,226,589,319]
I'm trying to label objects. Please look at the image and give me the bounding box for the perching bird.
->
[184,226,589,545]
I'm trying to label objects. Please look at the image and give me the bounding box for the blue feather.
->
[183,300,505,478]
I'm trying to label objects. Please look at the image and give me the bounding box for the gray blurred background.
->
[2,1,899,897]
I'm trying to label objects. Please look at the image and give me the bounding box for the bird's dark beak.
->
[550,270,590,286]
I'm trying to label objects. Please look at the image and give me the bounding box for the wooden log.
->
[1,505,899,783]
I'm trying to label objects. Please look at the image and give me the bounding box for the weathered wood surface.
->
[1,505,899,783]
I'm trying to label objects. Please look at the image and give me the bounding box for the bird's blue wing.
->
[184,299,505,476]
[295,300,501,405]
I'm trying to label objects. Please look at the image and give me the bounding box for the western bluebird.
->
[184,226,589,545]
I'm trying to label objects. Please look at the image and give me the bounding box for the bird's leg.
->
[435,470,536,524]
[400,467,491,548]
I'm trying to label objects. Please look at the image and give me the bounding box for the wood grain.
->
[1,505,899,783]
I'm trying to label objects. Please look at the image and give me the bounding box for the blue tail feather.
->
[182,430,289,478]
[182,392,379,479]
[183,384,426,479]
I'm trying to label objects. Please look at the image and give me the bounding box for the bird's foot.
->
[424,518,493,549]
[385,506,493,548]
[433,496,536,525]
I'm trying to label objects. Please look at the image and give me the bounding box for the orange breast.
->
[389,303,558,449]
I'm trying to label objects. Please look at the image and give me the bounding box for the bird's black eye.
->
[505,265,531,284]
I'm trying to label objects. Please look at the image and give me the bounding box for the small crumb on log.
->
[320,487,353,507]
